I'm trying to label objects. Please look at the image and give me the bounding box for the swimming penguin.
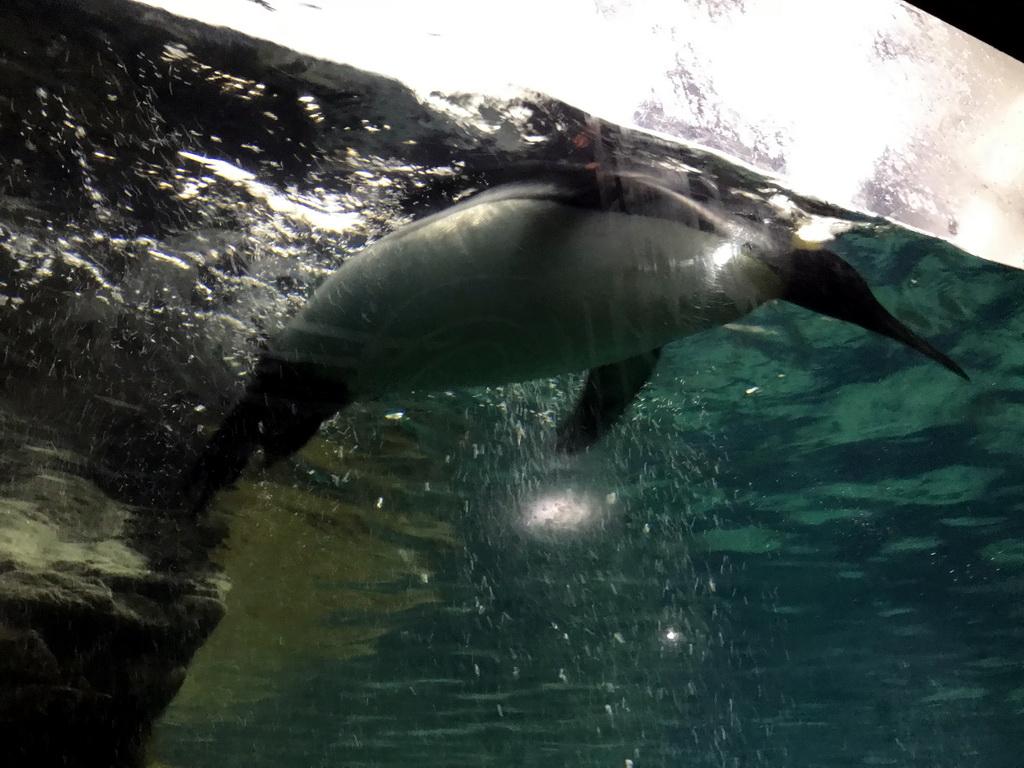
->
[186,167,967,512]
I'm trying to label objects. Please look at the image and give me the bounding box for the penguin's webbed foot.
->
[185,356,348,515]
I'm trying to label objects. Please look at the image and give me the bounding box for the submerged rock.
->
[0,460,226,768]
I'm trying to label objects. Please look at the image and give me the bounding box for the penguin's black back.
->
[463,167,727,235]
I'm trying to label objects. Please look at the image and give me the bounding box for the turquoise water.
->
[156,231,1024,767]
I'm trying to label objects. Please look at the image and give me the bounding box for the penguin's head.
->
[759,247,968,379]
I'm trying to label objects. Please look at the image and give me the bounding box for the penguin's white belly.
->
[271,199,773,396]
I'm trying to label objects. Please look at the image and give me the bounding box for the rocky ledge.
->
[0,458,225,768]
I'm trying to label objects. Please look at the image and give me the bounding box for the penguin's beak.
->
[761,248,969,380]
[857,298,969,380]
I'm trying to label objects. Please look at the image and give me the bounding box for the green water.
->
[156,231,1024,768]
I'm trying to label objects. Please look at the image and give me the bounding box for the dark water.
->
[1,5,1022,767]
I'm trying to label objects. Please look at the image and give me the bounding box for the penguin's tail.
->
[185,357,348,515]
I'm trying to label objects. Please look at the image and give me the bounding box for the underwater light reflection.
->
[521,489,610,536]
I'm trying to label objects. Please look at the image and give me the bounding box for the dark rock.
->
[0,464,226,767]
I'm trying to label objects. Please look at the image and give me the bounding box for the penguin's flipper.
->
[186,356,348,514]
[555,349,662,454]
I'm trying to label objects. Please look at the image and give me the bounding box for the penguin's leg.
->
[186,356,349,514]
[555,348,662,454]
